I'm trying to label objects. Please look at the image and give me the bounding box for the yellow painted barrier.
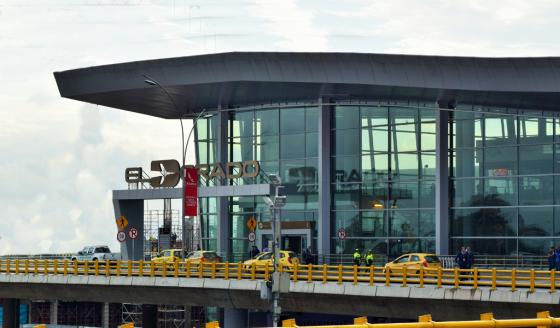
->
[205,320,220,328]
[282,311,560,327]
[118,322,134,328]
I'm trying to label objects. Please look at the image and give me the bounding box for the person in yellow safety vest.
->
[365,250,374,266]
[353,248,361,266]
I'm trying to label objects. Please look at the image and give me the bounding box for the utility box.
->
[260,281,271,300]
[272,272,290,293]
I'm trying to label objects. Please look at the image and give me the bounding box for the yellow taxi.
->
[152,249,185,263]
[184,250,221,264]
[243,250,299,271]
[383,253,441,274]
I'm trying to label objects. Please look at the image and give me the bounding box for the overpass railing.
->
[282,311,560,328]
[0,259,560,292]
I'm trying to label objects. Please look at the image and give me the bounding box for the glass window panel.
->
[518,239,555,256]
[231,214,250,238]
[389,239,434,258]
[389,181,419,209]
[256,135,279,161]
[281,134,305,159]
[361,211,386,237]
[361,153,389,181]
[451,238,516,255]
[332,187,360,210]
[333,156,361,183]
[420,108,436,153]
[304,158,319,185]
[306,132,318,157]
[484,177,517,206]
[280,107,305,134]
[361,182,388,210]
[257,161,279,183]
[256,109,279,136]
[361,126,389,153]
[451,208,517,237]
[519,117,540,144]
[208,115,218,140]
[389,210,418,237]
[419,180,436,208]
[230,239,249,261]
[197,141,208,164]
[331,238,388,257]
[519,144,553,175]
[282,194,305,211]
[452,179,483,207]
[334,129,360,156]
[519,207,553,236]
[554,207,560,236]
[391,107,418,152]
[519,176,553,206]
[202,214,217,239]
[392,153,419,179]
[230,196,256,213]
[452,148,482,178]
[453,111,483,148]
[484,114,517,146]
[196,119,208,140]
[305,107,318,132]
[420,152,436,178]
[280,159,306,184]
[484,146,517,176]
[392,130,418,152]
[231,110,254,138]
[334,106,359,129]
[361,106,388,126]
[333,210,360,236]
[419,210,435,237]
[230,137,254,162]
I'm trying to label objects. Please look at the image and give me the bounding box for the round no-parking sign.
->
[248,232,256,242]
[337,228,346,240]
[117,231,126,243]
[128,227,139,240]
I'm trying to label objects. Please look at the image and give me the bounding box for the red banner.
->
[183,167,198,217]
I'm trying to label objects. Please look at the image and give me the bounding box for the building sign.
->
[184,167,198,216]
[125,159,260,188]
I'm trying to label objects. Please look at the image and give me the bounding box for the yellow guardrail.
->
[0,259,559,292]
[283,311,560,327]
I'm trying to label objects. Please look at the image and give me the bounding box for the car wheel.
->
[92,258,98,261]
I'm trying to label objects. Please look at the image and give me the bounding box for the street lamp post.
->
[263,175,286,327]
[143,75,209,252]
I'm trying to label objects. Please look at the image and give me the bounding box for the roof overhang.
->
[54,52,560,118]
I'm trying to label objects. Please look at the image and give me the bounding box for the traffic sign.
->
[337,228,346,240]
[248,232,256,242]
[128,227,139,240]
[116,215,128,230]
[117,231,126,243]
[247,217,257,231]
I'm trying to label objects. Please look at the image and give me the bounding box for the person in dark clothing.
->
[302,246,314,265]
[249,245,260,259]
[548,246,556,270]
[465,246,474,269]
[455,246,468,269]
[555,246,560,271]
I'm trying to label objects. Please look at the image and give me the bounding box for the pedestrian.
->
[555,246,560,271]
[365,250,374,267]
[455,246,468,270]
[465,246,474,269]
[353,248,361,266]
[249,245,260,259]
[547,246,556,270]
[302,246,314,265]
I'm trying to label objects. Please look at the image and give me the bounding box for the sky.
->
[1,0,559,254]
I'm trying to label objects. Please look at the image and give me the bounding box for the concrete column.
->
[2,299,20,328]
[216,109,230,259]
[184,305,192,327]
[49,300,58,325]
[224,308,247,328]
[435,106,450,255]
[113,199,144,260]
[141,304,158,328]
[102,302,110,328]
[318,97,332,262]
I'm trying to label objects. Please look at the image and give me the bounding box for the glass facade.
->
[331,104,436,257]
[450,106,560,255]
[194,101,560,259]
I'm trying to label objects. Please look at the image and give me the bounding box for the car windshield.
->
[162,251,171,257]
[188,251,202,258]
[95,247,110,253]
[424,255,440,263]
[203,252,218,259]
[257,252,272,260]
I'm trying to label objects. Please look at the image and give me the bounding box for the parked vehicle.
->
[152,249,185,264]
[185,250,221,264]
[71,245,118,261]
[242,250,299,271]
[383,253,441,274]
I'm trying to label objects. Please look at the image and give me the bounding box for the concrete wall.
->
[1,274,559,321]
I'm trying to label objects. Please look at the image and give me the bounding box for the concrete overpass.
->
[1,260,560,327]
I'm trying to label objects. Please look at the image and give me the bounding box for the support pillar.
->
[101,302,110,328]
[49,300,58,325]
[2,299,20,328]
[224,308,247,328]
[216,109,230,259]
[184,305,192,327]
[318,97,332,262]
[141,304,158,328]
[435,106,450,255]
[113,199,144,260]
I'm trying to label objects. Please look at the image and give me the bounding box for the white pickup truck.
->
[71,245,118,261]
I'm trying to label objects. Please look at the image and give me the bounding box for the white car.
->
[71,245,118,261]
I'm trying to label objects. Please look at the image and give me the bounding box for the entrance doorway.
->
[257,228,312,258]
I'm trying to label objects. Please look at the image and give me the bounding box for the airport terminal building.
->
[54,52,560,259]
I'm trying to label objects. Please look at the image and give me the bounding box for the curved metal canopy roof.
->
[53,52,560,119]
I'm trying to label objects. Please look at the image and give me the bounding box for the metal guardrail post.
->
[225,262,230,280]
[473,268,478,289]
[491,268,497,290]
[454,267,459,288]
[419,267,424,288]
[308,264,313,283]
[511,269,517,292]
[402,266,407,287]
[139,260,143,277]
[237,262,242,280]
[337,265,343,285]
[551,270,556,293]
[369,266,375,286]
[530,269,535,293]
[322,264,327,284]
[352,265,358,285]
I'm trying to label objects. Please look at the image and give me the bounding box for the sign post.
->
[337,228,346,264]
[128,227,138,260]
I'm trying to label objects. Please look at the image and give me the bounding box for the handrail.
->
[282,311,560,327]
[0,259,559,292]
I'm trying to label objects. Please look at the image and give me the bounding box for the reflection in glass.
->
[280,107,305,134]
[334,129,360,156]
[519,176,553,205]
[281,134,305,159]
[519,144,553,174]
[451,208,517,237]
[334,106,359,129]
[256,109,279,136]
[518,207,553,236]
[451,238,516,255]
